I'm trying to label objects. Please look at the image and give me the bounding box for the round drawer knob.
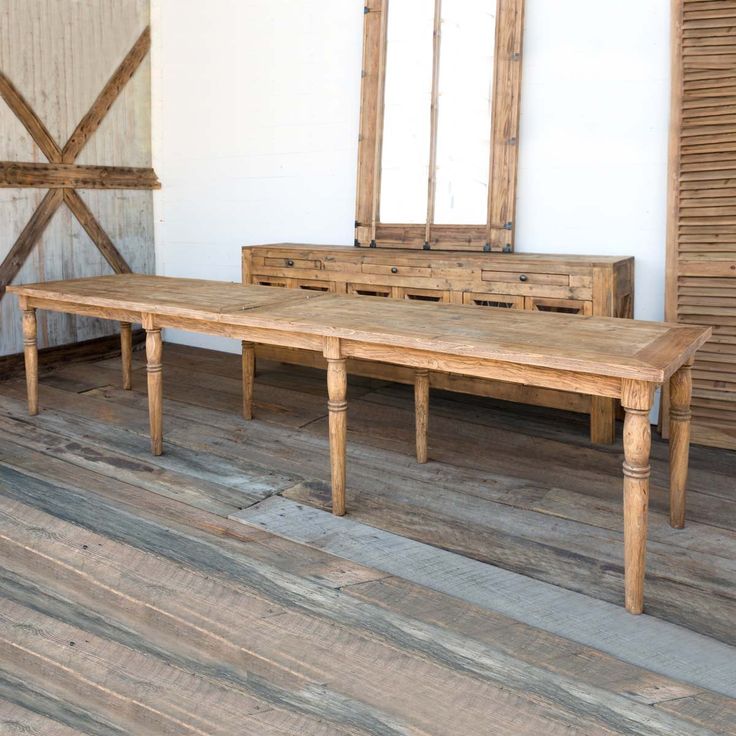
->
[287,259,294,267]
[519,274,528,282]
[391,267,398,274]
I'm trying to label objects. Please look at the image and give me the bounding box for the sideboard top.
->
[243,243,633,266]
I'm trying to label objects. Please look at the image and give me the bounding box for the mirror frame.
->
[355,0,525,252]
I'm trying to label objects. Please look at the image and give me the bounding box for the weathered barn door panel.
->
[0,0,157,359]
[665,0,736,449]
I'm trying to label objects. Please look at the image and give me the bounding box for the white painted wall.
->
[515,1,670,325]
[152,0,671,356]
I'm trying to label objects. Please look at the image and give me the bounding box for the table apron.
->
[341,340,625,399]
[25,300,633,399]
[24,297,142,325]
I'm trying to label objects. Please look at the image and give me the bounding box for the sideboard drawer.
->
[526,296,592,315]
[400,287,451,303]
[252,277,289,287]
[463,292,525,309]
[293,279,334,292]
[361,263,433,279]
[481,269,570,286]
[261,256,322,270]
[347,283,392,297]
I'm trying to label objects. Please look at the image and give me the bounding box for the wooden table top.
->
[9,274,711,383]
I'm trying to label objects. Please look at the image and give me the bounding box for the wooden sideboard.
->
[242,244,634,444]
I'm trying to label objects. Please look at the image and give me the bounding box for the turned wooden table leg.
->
[325,336,347,516]
[242,341,255,420]
[669,362,693,529]
[120,322,133,390]
[415,369,430,463]
[22,304,38,416]
[145,325,163,456]
[621,380,654,614]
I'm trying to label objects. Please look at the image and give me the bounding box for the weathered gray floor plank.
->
[5,367,735,643]
[0,475,724,736]
[0,344,734,735]
[233,495,736,700]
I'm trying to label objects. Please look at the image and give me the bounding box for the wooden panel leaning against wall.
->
[0,0,158,370]
[243,244,635,445]
[663,0,736,450]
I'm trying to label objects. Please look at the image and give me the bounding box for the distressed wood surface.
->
[0,267,711,613]
[0,161,160,189]
[664,0,736,450]
[6,274,706,611]
[354,0,525,251]
[9,274,709,383]
[243,243,634,444]
[0,0,154,357]
[0,346,734,733]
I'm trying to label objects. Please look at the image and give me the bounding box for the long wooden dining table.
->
[8,274,711,614]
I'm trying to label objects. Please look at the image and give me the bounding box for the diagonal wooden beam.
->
[0,27,153,304]
[62,26,151,163]
[62,188,132,274]
[0,162,161,189]
[0,72,62,163]
[0,189,64,299]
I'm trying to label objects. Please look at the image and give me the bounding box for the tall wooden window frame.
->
[355,0,525,252]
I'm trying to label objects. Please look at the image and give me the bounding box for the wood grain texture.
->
[0,1,154,357]
[237,495,736,702]
[669,361,693,528]
[62,188,132,274]
[61,26,151,163]
[415,368,430,463]
[664,0,736,449]
[0,161,160,189]
[120,321,133,390]
[243,244,634,444]
[0,346,734,733]
[38,345,736,642]
[354,0,525,251]
[0,327,144,380]
[241,340,255,420]
[6,274,712,613]
[0,71,61,162]
[325,337,348,516]
[0,188,63,300]
[145,326,163,456]
[21,306,38,415]
[622,381,655,614]
[8,274,708,384]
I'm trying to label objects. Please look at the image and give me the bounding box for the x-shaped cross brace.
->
[0,26,159,301]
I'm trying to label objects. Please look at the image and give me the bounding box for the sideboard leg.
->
[669,362,693,529]
[415,369,430,463]
[327,357,347,516]
[242,341,255,420]
[621,380,654,614]
[145,326,164,457]
[590,396,616,444]
[120,322,133,390]
[22,306,38,416]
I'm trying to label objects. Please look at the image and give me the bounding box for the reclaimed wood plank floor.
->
[0,342,734,734]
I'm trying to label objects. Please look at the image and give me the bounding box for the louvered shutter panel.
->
[666,0,736,449]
